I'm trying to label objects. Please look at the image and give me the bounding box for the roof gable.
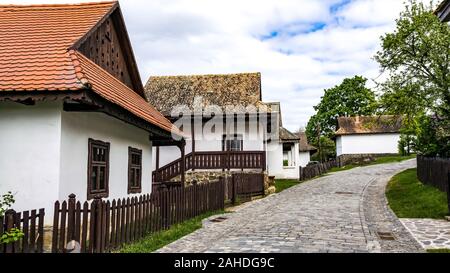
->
[0,1,116,91]
[0,1,177,137]
[144,73,262,116]
[335,115,403,136]
[74,3,145,96]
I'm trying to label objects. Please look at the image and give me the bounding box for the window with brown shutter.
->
[128,147,142,194]
[87,139,110,200]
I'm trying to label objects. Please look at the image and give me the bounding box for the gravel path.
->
[157,160,424,253]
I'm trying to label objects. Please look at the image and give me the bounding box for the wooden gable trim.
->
[71,2,145,97]
[0,90,175,141]
[71,2,119,51]
[110,6,145,97]
[64,90,174,140]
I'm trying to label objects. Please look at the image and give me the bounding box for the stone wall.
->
[172,170,275,196]
[337,154,398,167]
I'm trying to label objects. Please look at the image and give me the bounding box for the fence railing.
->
[299,160,337,181]
[153,151,266,182]
[417,156,450,213]
[0,208,45,253]
[52,180,225,253]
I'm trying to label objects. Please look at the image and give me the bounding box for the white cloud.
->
[0,0,422,130]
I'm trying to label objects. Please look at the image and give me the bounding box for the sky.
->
[0,0,427,131]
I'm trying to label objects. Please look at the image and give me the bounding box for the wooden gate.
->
[229,173,265,202]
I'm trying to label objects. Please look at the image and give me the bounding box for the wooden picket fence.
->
[51,180,225,253]
[299,160,337,181]
[0,208,45,253]
[417,156,450,213]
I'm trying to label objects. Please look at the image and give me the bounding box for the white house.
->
[298,132,317,167]
[144,73,279,183]
[265,102,316,179]
[0,2,181,224]
[335,116,402,163]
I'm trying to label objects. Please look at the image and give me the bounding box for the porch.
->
[152,151,267,183]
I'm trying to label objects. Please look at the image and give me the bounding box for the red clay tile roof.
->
[74,51,177,134]
[0,1,178,136]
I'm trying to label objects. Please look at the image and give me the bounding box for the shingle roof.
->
[298,132,317,152]
[279,127,300,142]
[0,1,177,135]
[144,73,263,116]
[335,115,403,136]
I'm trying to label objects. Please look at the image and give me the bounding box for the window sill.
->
[128,188,142,194]
[87,191,109,200]
[283,166,296,170]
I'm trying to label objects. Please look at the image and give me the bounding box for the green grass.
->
[118,210,225,253]
[329,155,416,173]
[427,249,450,253]
[274,179,302,193]
[386,169,449,219]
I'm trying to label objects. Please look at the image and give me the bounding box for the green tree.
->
[306,76,377,160]
[306,76,377,140]
[375,0,450,156]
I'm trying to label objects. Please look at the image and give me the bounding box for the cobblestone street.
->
[157,160,424,253]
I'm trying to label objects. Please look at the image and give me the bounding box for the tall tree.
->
[375,0,450,156]
[306,75,377,140]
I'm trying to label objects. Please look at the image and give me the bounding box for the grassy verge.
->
[118,210,225,253]
[275,179,302,193]
[427,249,450,253]
[329,155,416,173]
[386,169,449,219]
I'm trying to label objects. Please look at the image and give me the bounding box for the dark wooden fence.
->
[299,160,337,181]
[0,208,45,253]
[52,180,225,253]
[417,156,450,213]
[224,173,265,204]
[153,151,266,182]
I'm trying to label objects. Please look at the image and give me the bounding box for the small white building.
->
[335,116,402,159]
[265,103,316,179]
[298,132,317,167]
[0,2,181,224]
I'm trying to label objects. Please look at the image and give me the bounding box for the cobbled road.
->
[157,160,424,253]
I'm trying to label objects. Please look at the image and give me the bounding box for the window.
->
[222,134,243,151]
[87,139,110,199]
[283,143,295,167]
[128,147,142,194]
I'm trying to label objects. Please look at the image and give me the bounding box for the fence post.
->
[4,209,15,253]
[67,194,76,242]
[447,172,450,216]
[232,175,237,205]
[92,195,103,253]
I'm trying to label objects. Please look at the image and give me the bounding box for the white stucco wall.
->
[59,111,153,202]
[1,101,154,225]
[0,102,62,220]
[154,119,266,168]
[299,152,311,167]
[336,134,400,156]
[267,141,300,179]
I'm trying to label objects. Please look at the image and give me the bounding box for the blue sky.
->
[0,0,425,131]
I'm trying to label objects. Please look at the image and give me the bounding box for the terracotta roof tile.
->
[0,2,179,136]
[74,51,178,135]
[0,1,116,91]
